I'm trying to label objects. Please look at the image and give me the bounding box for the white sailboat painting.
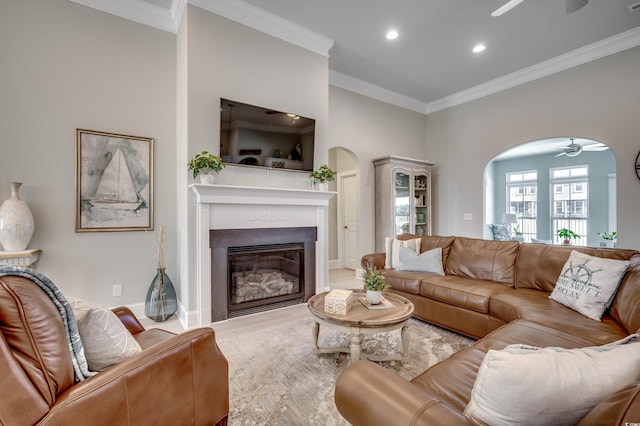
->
[92,147,143,210]
[76,129,153,232]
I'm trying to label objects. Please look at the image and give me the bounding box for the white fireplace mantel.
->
[189,184,335,326]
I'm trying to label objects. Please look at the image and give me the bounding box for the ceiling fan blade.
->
[582,143,609,151]
[491,0,525,17]
[554,152,567,157]
[566,0,588,14]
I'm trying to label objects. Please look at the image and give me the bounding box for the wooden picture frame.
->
[76,129,153,232]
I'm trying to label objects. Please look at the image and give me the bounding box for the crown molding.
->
[424,26,640,115]
[329,70,427,114]
[187,0,334,57]
[69,0,180,33]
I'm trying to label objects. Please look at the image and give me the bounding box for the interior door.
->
[341,172,358,270]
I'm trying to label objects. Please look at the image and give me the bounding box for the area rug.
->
[215,317,474,425]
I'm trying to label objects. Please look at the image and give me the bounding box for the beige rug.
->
[216,317,474,425]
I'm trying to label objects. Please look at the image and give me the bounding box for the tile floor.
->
[139,268,363,336]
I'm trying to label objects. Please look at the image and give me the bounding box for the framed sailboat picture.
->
[76,129,153,232]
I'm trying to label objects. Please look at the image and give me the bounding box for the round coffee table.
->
[307,291,414,364]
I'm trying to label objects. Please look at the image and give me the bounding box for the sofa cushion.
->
[384,237,421,269]
[397,246,444,275]
[419,275,513,314]
[610,256,640,334]
[464,335,640,426]
[415,235,456,265]
[490,289,628,345]
[550,250,630,321]
[515,243,637,292]
[383,269,430,295]
[445,237,519,285]
[77,307,142,371]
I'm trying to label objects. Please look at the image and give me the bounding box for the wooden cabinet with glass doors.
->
[373,156,434,252]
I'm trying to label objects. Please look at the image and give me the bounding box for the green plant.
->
[187,151,225,178]
[310,164,337,183]
[598,231,617,241]
[512,224,522,235]
[361,267,389,292]
[557,228,581,241]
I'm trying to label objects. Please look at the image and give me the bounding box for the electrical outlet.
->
[112,283,123,297]
[463,213,473,221]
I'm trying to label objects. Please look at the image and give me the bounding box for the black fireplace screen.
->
[228,242,304,312]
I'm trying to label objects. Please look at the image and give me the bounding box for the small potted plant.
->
[598,231,617,248]
[361,266,389,305]
[310,164,337,191]
[188,151,225,184]
[557,228,580,245]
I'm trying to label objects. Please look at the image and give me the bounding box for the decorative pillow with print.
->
[489,224,511,241]
[384,237,421,269]
[550,250,630,321]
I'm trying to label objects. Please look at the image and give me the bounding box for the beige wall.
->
[328,86,427,261]
[425,47,640,249]
[0,0,176,307]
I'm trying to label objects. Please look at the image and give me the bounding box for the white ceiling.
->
[71,0,640,114]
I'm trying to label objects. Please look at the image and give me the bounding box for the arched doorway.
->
[484,137,616,247]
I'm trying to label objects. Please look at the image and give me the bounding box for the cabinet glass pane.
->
[394,172,410,236]
[414,174,428,236]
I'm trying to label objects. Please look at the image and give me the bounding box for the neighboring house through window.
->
[551,166,588,243]
[506,170,537,242]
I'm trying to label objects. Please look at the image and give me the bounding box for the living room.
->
[2,0,640,423]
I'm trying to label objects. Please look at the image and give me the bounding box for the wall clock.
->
[636,151,640,181]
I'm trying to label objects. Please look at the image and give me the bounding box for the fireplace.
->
[189,184,334,327]
[211,227,316,321]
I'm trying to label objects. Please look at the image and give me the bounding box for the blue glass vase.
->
[145,268,177,322]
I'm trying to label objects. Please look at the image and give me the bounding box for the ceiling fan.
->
[492,0,588,17]
[553,138,608,157]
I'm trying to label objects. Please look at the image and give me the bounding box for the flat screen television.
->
[219,98,315,172]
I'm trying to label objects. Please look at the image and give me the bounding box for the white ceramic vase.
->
[318,182,329,191]
[366,289,383,305]
[0,182,35,252]
[199,173,215,184]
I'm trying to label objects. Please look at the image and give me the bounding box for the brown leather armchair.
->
[0,275,229,426]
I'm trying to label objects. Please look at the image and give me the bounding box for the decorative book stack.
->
[324,289,354,315]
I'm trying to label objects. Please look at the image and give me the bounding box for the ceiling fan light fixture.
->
[491,0,525,17]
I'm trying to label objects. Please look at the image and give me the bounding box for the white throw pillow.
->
[396,246,444,275]
[384,237,421,269]
[550,250,630,321]
[464,335,640,426]
[77,307,142,371]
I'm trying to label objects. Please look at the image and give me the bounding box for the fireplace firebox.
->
[210,227,316,321]
[228,243,304,315]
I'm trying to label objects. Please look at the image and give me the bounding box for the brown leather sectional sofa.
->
[335,234,640,425]
[0,275,229,426]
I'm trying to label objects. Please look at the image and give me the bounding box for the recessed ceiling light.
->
[386,30,399,40]
[473,44,486,53]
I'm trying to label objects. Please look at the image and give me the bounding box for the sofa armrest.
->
[335,361,471,426]
[361,252,386,270]
[40,327,229,426]
[112,306,146,335]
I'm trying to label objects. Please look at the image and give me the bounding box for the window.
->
[506,171,537,242]
[551,166,588,243]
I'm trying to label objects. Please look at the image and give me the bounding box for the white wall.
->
[425,47,640,249]
[178,5,330,318]
[328,86,427,259]
[0,0,176,306]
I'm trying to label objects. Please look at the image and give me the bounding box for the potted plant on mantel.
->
[188,151,225,184]
[310,164,337,191]
[361,266,389,305]
[557,228,580,245]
